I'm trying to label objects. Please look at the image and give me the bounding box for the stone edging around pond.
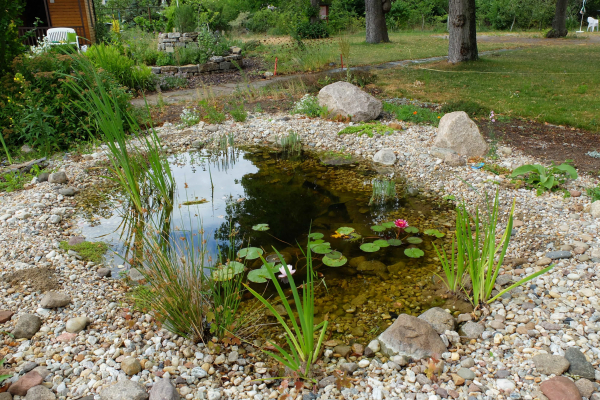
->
[151,45,243,76]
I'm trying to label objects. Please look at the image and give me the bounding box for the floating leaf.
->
[360,243,380,252]
[322,254,347,267]
[247,268,270,283]
[404,226,419,234]
[237,247,263,260]
[373,239,390,248]
[212,261,245,281]
[371,225,386,232]
[325,251,343,259]
[424,229,445,238]
[312,243,332,254]
[407,237,423,244]
[381,221,396,229]
[309,240,327,250]
[348,233,362,242]
[252,224,270,231]
[308,232,324,240]
[387,238,402,246]
[336,227,355,235]
[404,248,424,258]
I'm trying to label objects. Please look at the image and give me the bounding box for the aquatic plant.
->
[279,131,302,154]
[277,264,296,283]
[435,191,555,306]
[394,219,408,229]
[369,179,396,205]
[244,245,327,381]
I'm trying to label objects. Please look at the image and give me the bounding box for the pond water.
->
[75,147,469,341]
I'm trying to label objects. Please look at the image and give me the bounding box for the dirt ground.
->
[3,266,59,292]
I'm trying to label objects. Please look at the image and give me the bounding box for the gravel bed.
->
[1,112,599,400]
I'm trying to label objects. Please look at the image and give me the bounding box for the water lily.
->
[278,265,296,283]
[394,219,409,229]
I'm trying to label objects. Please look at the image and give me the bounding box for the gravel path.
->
[1,111,599,400]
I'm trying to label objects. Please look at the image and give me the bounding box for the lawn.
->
[374,43,600,132]
[245,31,531,74]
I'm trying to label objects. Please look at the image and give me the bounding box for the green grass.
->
[376,44,600,132]
[338,123,394,137]
[245,31,529,74]
[59,241,109,263]
[383,102,442,126]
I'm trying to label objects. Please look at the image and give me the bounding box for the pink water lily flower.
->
[395,219,409,229]
[278,265,296,283]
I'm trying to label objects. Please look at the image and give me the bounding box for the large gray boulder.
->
[433,111,487,157]
[378,314,447,360]
[318,82,382,122]
[25,385,56,400]
[100,379,149,400]
[418,307,456,335]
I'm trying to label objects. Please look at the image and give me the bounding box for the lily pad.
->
[348,233,362,242]
[237,247,264,260]
[308,232,324,240]
[312,243,332,254]
[336,227,355,235]
[252,224,270,231]
[322,254,348,267]
[404,226,419,234]
[360,243,380,252]
[371,225,386,232]
[387,238,402,246]
[424,229,445,238]
[404,248,424,258]
[247,268,271,283]
[212,261,245,281]
[373,239,390,248]
[406,237,423,244]
[382,221,396,229]
[325,250,343,259]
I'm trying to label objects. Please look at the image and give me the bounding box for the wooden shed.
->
[19,0,97,46]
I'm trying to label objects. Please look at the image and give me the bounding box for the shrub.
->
[228,101,247,122]
[86,44,154,90]
[156,52,174,67]
[294,21,330,39]
[291,94,328,118]
[247,9,278,33]
[0,53,131,151]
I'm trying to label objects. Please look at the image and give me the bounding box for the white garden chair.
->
[46,28,80,50]
[588,17,599,32]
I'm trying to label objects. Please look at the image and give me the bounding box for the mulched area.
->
[477,118,600,174]
[183,57,265,89]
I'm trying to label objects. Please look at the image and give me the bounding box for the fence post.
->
[148,7,152,22]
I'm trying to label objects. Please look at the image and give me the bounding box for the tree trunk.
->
[365,0,390,43]
[546,0,568,38]
[448,0,478,63]
[310,0,320,24]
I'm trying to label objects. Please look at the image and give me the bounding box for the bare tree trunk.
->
[365,0,390,43]
[310,0,320,24]
[546,0,568,38]
[448,0,478,63]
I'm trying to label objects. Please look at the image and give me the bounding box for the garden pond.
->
[74,146,471,341]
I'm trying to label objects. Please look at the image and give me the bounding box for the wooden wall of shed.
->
[47,0,95,43]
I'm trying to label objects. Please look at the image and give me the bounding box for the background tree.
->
[0,0,27,76]
[448,0,478,63]
[366,0,392,43]
[546,0,569,37]
[310,0,320,23]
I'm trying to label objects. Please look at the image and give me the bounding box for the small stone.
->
[569,190,581,197]
[318,376,335,388]
[68,236,86,246]
[451,373,465,386]
[537,257,553,266]
[25,385,56,400]
[333,345,352,358]
[149,378,180,400]
[357,359,370,368]
[0,310,14,323]
[48,171,68,184]
[418,307,456,335]
[40,292,71,308]
[66,316,90,333]
[565,348,596,380]
[340,362,358,373]
[591,201,600,218]
[497,379,516,393]
[37,172,49,182]
[351,343,364,355]
[100,379,149,400]
[574,378,594,399]
[13,314,42,339]
[533,354,570,376]
[457,314,472,323]
[545,251,572,260]
[458,368,475,381]
[461,358,475,368]
[458,322,484,339]
[58,187,76,196]
[373,149,396,165]
[9,371,44,396]
[121,357,142,376]
[97,268,111,278]
[540,376,581,400]
[191,367,207,379]
[367,339,380,353]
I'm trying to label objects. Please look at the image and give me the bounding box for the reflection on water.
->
[75,147,469,341]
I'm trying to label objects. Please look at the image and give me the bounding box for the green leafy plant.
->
[586,185,600,202]
[228,101,247,122]
[291,94,328,118]
[244,245,327,381]
[383,102,442,126]
[338,123,394,138]
[86,43,154,91]
[434,191,554,306]
[511,161,577,196]
[0,357,11,386]
[178,108,201,128]
[199,100,226,124]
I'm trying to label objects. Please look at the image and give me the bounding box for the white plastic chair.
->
[46,28,80,50]
[588,17,599,32]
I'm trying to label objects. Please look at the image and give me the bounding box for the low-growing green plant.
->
[586,184,600,202]
[178,108,201,128]
[0,358,11,386]
[383,102,443,126]
[291,95,328,118]
[59,241,108,263]
[483,163,511,176]
[245,244,327,381]
[338,123,394,137]
[199,100,226,124]
[511,161,578,196]
[228,101,247,122]
[0,164,44,193]
[86,44,154,91]
[434,191,554,306]
[279,131,302,154]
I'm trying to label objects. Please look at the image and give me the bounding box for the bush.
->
[0,53,131,151]
[294,21,330,39]
[247,9,278,33]
[291,94,328,118]
[86,44,154,90]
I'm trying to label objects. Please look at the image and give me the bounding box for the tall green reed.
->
[244,242,327,380]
